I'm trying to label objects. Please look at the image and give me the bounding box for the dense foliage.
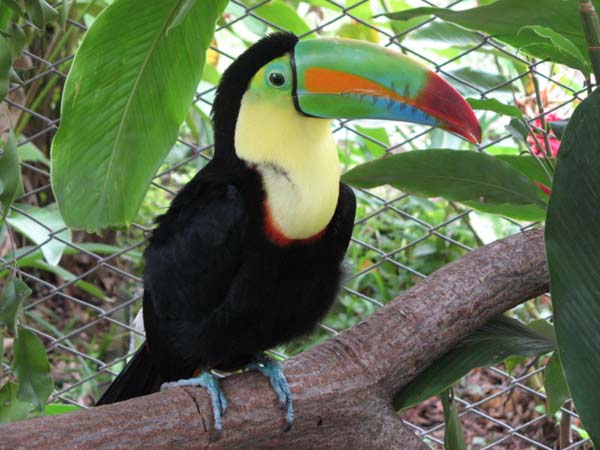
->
[0,1,599,448]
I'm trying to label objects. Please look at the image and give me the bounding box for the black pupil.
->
[269,72,285,87]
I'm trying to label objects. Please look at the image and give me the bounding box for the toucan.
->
[96,32,481,434]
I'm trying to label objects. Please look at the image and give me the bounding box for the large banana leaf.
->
[52,0,228,231]
[342,150,546,221]
[384,0,595,73]
[546,91,600,446]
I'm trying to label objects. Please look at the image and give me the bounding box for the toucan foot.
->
[161,371,227,435]
[247,355,294,431]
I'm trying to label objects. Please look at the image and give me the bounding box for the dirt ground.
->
[402,368,591,449]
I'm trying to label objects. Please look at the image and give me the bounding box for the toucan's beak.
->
[292,38,481,144]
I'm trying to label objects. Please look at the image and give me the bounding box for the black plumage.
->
[97,32,356,405]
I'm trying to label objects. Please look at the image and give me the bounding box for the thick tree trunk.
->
[0,229,548,450]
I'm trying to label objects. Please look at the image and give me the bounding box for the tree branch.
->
[0,229,548,450]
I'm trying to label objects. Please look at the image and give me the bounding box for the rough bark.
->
[0,229,548,450]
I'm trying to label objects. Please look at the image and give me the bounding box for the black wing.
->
[142,179,246,379]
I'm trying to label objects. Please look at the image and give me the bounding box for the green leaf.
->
[2,0,23,15]
[504,355,526,375]
[0,242,142,281]
[7,242,141,265]
[549,120,569,139]
[546,90,600,446]
[384,0,593,72]
[354,125,389,158]
[166,0,197,34]
[0,382,32,423]
[12,327,53,413]
[394,315,555,410]
[297,0,339,10]
[506,117,529,143]
[0,4,14,32]
[6,203,71,266]
[495,154,553,189]
[18,142,50,166]
[407,21,484,47]
[28,259,107,300]
[493,154,553,215]
[228,2,266,36]
[0,131,22,220]
[467,98,522,118]
[336,22,379,43]
[201,62,220,85]
[544,352,570,416]
[342,150,546,220]
[527,318,556,342]
[519,25,590,74]
[8,65,22,84]
[52,0,228,231]
[340,0,372,22]
[0,278,31,335]
[252,1,310,36]
[25,0,59,29]
[5,23,26,58]
[0,36,10,102]
[58,0,71,30]
[45,403,80,415]
[446,67,512,96]
[462,200,546,222]
[441,388,468,450]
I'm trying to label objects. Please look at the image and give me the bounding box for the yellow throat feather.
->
[235,92,340,240]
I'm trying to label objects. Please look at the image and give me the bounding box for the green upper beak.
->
[291,38,481,144]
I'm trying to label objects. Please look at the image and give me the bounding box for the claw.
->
[247,355,294,430]
[161,371,227,434]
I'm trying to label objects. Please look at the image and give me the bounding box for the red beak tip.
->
[469,127,483,144]
[446,122,482,144]
[461,114,482,144]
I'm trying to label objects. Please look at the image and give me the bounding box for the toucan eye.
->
[268,71,286,87]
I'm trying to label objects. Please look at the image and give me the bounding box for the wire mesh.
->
[0,0,593,448]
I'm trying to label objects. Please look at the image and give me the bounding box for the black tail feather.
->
[96,343,162,406]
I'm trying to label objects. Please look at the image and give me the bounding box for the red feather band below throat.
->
[262,200,326,248]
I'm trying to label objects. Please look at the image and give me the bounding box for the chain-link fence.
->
[1,0,592,448]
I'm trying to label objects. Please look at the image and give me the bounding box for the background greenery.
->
[0,0,598,448]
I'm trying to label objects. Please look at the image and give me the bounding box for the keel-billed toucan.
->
[96,32,480,433]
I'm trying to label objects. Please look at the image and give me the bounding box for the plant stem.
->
[579,0,600,86]
[559,401,572,449]
[448,202,484,248]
